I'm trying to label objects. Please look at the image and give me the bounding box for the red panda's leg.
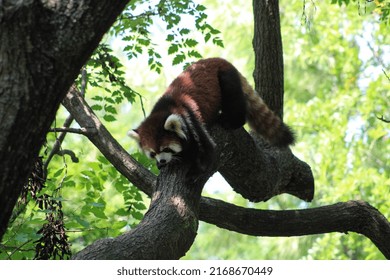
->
[217,69,247,130]
[181,104,216,173]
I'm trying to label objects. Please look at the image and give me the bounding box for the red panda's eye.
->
[149,152,156,158]
[162,148,174,154]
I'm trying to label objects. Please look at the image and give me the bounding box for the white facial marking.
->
[155,143,182,165]
[155,152,173,164]
[164,114,187,140]
[167,143,182,154]
[127,129,140,142]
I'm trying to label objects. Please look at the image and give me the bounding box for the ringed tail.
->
[239,74,295,147]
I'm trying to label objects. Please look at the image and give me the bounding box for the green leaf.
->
[168,44,179,55]
[166,34,175,42]
[213,37,224,48]
[179,28,190,35]
[112,221,128,230]
[204,33,211,42]
[196,4,206,12]
[103,114,116,122]
[92,96,103,101]
[104,104,117,114]
[172,54,186,65]
[115,208,129,216]
[132,202,147,210]
[131,211,144,221]
[52,168,64,178]
[188,50,202,58]
[90,207,107,219]
[91,104,103,111]
[184,39,198,47]
[74,216,90,228]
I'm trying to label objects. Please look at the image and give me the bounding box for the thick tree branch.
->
[73,162,211,259]
[200,198,390,259]
[213,128,314,202]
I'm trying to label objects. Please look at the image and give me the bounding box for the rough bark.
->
[0,0,129,241]
[215,129,314,202]
[253,0,285,118]
[73,162,210,260]
[200,199,390,259]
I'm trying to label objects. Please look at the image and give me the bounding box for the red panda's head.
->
[128,113,187,169]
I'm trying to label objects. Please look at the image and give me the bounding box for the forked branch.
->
[63,86,390,259]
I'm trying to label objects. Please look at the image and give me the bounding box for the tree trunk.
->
[253,0,285,119]
[73,162,211,259]
[0,0,129,241]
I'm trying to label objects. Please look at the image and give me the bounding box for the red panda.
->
[128,57,294,169]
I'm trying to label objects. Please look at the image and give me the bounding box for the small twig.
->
[383,69,390,82]
[43,68,88,177]
[56,149,79,163]
[376,115,390,123]
[43,114,74,178]
[48,127,94,135]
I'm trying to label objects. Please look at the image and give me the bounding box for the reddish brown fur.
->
[163,58,235,123]
[132,57,294,155]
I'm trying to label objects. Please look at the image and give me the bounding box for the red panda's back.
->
[163,58,236,124]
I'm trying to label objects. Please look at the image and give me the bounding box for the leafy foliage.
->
[110,0,223,70]
[330,0,390,24]
[84,43,143,122]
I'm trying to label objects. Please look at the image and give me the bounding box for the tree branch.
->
[62,85,155,196]
[43,114,75,178]
[200,198,390,259]
[376,115,390,124]
[213,128,314,202]
[73,162,210,259]
[48,127,96,135]
[63,86,390,259]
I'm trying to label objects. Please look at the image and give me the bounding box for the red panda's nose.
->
[157,160,167,169]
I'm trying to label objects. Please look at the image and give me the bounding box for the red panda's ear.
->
[164,114,187,140]
[127,129,140,142]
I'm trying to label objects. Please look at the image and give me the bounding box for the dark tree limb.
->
[200,199,390,259]
[213,128,314,202]
[43,114,75,177]
[73,163,210,260]
[48,127,96,135]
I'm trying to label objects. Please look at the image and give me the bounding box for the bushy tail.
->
[239,74,295,147]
